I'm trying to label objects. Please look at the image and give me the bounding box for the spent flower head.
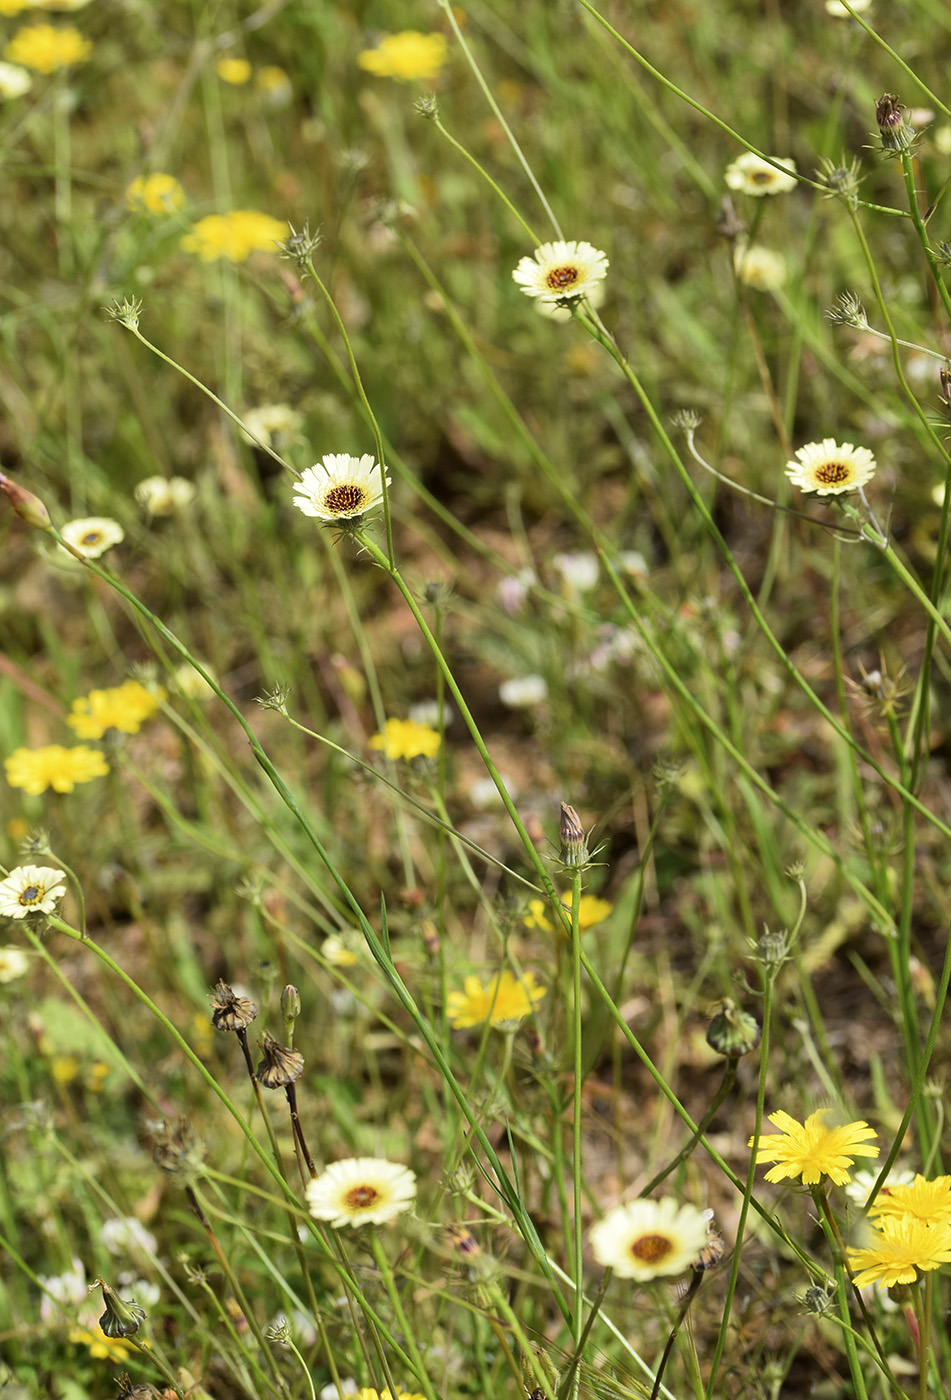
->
[105,296,143,331]
[786,439,877,496]
[750,1107,879,1185]
[512,240,609,307]
[0,864,66,919]
[306,1157,417,1228]
[589,1197,712,1280]
[816,156,862,209]
[875,93,917,157]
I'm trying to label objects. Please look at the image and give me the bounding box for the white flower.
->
[825,0,870,14]
[785,438,877,495]
[512,240,609,305]
[305,1157,416,1228]
[469,773,518,809]
[39,1258,87,1322]
[100,1216,158,1257]
[60,517,124,559]
[0,62,32,99]
[497,566,537,615]
[618,550,647,578]
[589,1197,711,1281]
[241,403,304,448]
[0,865,66,919]
[293,455,390,522]
[724,152,797,197]
[134,476,196,516]
[734,242,786,291]
[409,699,453,729]
[553,551,599,594]
[319,1380,357,1400]
[127,1278,161,1309]
[0,947,30,983]
[843,1165,916,1206]
[499,675,548,708]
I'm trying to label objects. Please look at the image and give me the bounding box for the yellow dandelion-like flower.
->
[524,893,613,933]
[126,173,185,216]
[68,1324,134,1362]
[5,23,91,73]
[60,517,124,559]
[0,0,30,15]
[67,680,165,740]
[5,744,109,795]
[305,1157,416,1228]
[848,1215,951,1289]
[216,56,251,85]
[357,31,448,82]
[346,1390,427,1400]
[369,717,440,761]
[750,1108,879,1186]
[589,1197,712,1281]
[785,439,877,496]
[724,152,797,196]
[446,970,546,1029]
[869,1174,951,1227]
[180,210,286,263]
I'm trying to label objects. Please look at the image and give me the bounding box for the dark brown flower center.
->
[20,885,40,905]
[546,264,579,291]
[346,1184,381,1209]
[324,484,368,515]
[81,531,103,546]
[629,1233,673,1264]
[752,170,774,184]
[815,459,850,484]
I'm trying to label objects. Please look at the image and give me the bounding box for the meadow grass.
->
[2,1,951,1398]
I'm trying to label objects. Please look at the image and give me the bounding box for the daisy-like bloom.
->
[100,1216,158,1257]
[5,744,109,794]
[134,475,195,515]
[60,517,124,559]
[216,56,251,84]
[357,31,448,82]
[734,242,787,291]
[4,23,92,72]
[499,674,548,708]
[553,551,600,594]
[241,402,303,447]
[292,454,390,523]
[826,0,871,14]
[868,1174,951,1226]
[255,65,292,105]
[446,969,546,1029]
[0,947,30,982]
[589,1197,712,1281]
[67,680,164,739]
[0,864,66,918]
[126,173,186,216]
[305,1157,417,1228]
[724,152,797,197]
[524,893,613,933]
[369,717,441,761]
[0,61,32,98]
[180,210,286,263]
[750,1108,879,1186]
[848,1215,951,1289]
[512,241,609,306]
[785,439,877,496]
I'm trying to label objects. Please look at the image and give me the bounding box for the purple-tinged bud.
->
[0,472,53,532]
[559,802,590,867]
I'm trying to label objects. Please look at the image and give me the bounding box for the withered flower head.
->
[875,93,916,155]
[706,999,761,1058]
[559,802,590,868]
[210,980,258,1032]
[93,1277,146,1338]
[255,1031,304,1088]
[114,1375,157,1400]
[152,1117,207,1184]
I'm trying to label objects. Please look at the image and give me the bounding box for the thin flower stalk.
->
[570,868,584,1348]
[368,1235,439,1400]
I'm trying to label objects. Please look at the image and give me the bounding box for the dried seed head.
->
[255,1031,304,1088]
[152,1117,207,1184]
[93,1278,146,1338]
[210,980,258,1032]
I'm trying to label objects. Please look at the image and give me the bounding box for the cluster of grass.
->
[3,0,951,1398]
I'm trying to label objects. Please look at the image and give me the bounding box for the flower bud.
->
[0,472,53,533]
[281,983,301,1024]
[559,803,590,867]
[93,1278,146,1338]
[706,999,761,1058]
[875,94,916,155]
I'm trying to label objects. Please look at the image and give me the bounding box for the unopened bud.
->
[281,984,301,1025]
[0,473,53,533]
[559,803,590,867]
[875,94,916,155]
[706,999,761,1058]
[93,1277,146,1338]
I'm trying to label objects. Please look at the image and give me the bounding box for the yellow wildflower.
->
[216,56,251,84]
[67,680,164,739]
[180,210,286,262]
[369,717,440,761]
[126,173,185,215]
[357,31,448,82]
[5,744,109,795]
[447,970,546,1029]
[5,23,92,72]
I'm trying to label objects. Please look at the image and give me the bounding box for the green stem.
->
[570,869,584,1348]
